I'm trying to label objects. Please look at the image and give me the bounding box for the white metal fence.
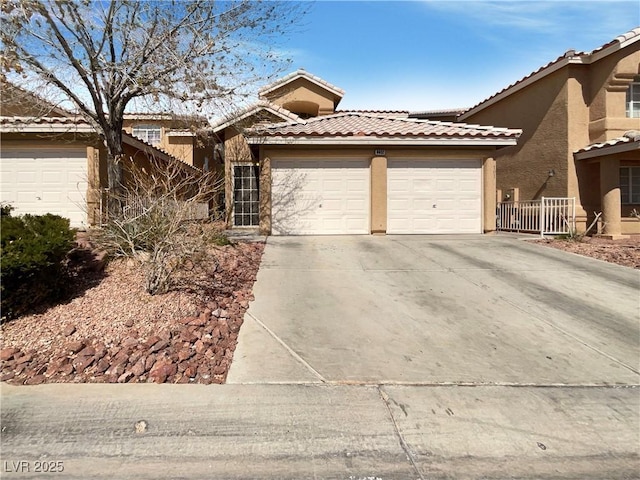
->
[497,197,576,237]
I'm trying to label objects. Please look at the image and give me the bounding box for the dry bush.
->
[91,156,224,295]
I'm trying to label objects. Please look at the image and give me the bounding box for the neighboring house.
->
[123,113,216,171]
[460,27,640,237]
[211,69,521,235]
[1,83,202,229]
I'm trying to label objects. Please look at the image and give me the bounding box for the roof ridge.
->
[249,112,522,140]
[210,100,305,132]
[258,69,345,98]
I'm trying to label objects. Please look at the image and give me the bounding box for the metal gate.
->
[497,197,576,237]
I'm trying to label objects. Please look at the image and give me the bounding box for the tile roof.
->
[124,112,208,124]
[0,115,94,131]
[460,27,640,119]
[210,100,303,133]
[409,108,466,118]
[335,109,409,117]
[1,81,75,117]
[574,131,640,158]
[249,112,521,144]
[258,69,345,99]
[1,115,199,171]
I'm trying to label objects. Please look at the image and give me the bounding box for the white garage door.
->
[388,159,482,234]
[271,158,369,235]
[1,146,88,228]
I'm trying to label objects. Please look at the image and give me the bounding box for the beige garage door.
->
[271,158,370,235]
[387,159,482,234]
[0,146,88,228]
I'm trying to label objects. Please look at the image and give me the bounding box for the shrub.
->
[1,210,75,320]
[91,156,223,295]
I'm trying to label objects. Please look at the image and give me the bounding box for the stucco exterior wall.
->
[258,146,497,235]
[123,118,209,166]
[463,68,571,203]
[463,44,640,233]
[262,78,337,116]
[588,46,640,142]
[164,136,194,166]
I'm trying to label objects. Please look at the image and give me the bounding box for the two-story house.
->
[460,28,640,237]
[211,69,521,235]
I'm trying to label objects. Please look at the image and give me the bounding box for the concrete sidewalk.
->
[1,382,638,479]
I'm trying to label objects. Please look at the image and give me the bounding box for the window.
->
[233,165,260,226]
[620,166,640,204]
[132,124,162,145]
[626,76,640,118]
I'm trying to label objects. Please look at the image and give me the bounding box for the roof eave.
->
[0,123,95,133]
[459,58,572,120]
[247,136,519,147]
[574,140,640,160]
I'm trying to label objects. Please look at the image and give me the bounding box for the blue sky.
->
[279,0,639,111]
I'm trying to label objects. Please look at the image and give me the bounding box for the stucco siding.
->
[588,45,640,142]
[262,78,337,116]
[464,67,570,203]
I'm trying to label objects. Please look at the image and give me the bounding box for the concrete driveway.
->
[228,235,639,385]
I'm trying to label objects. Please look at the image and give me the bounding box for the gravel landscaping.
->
[532,235,640,269]
[1,238,264,385]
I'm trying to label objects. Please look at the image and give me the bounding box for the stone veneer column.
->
[370,156,387,234]
[483,157,497,233]
[600,158,622,237]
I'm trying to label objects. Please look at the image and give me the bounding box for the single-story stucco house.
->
[211,69,521,235]
[459,27,640,237]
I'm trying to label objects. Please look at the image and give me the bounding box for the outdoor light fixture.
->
[548,169,555,177]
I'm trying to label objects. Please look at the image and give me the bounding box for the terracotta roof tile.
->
[409,108,466,118]
[210,100,303,132]
[0,115,94,132]
[251,112,521,139]
[575,131,640,154]
[1,115,198,171]
[335,109,409,117]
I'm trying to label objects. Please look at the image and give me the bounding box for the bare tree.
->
[1,0,305,200]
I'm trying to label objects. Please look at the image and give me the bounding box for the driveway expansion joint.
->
[244,311,327,383]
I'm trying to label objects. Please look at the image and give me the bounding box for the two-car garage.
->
[269,156,483,235]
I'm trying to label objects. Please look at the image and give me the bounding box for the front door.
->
[233,164,260,227]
